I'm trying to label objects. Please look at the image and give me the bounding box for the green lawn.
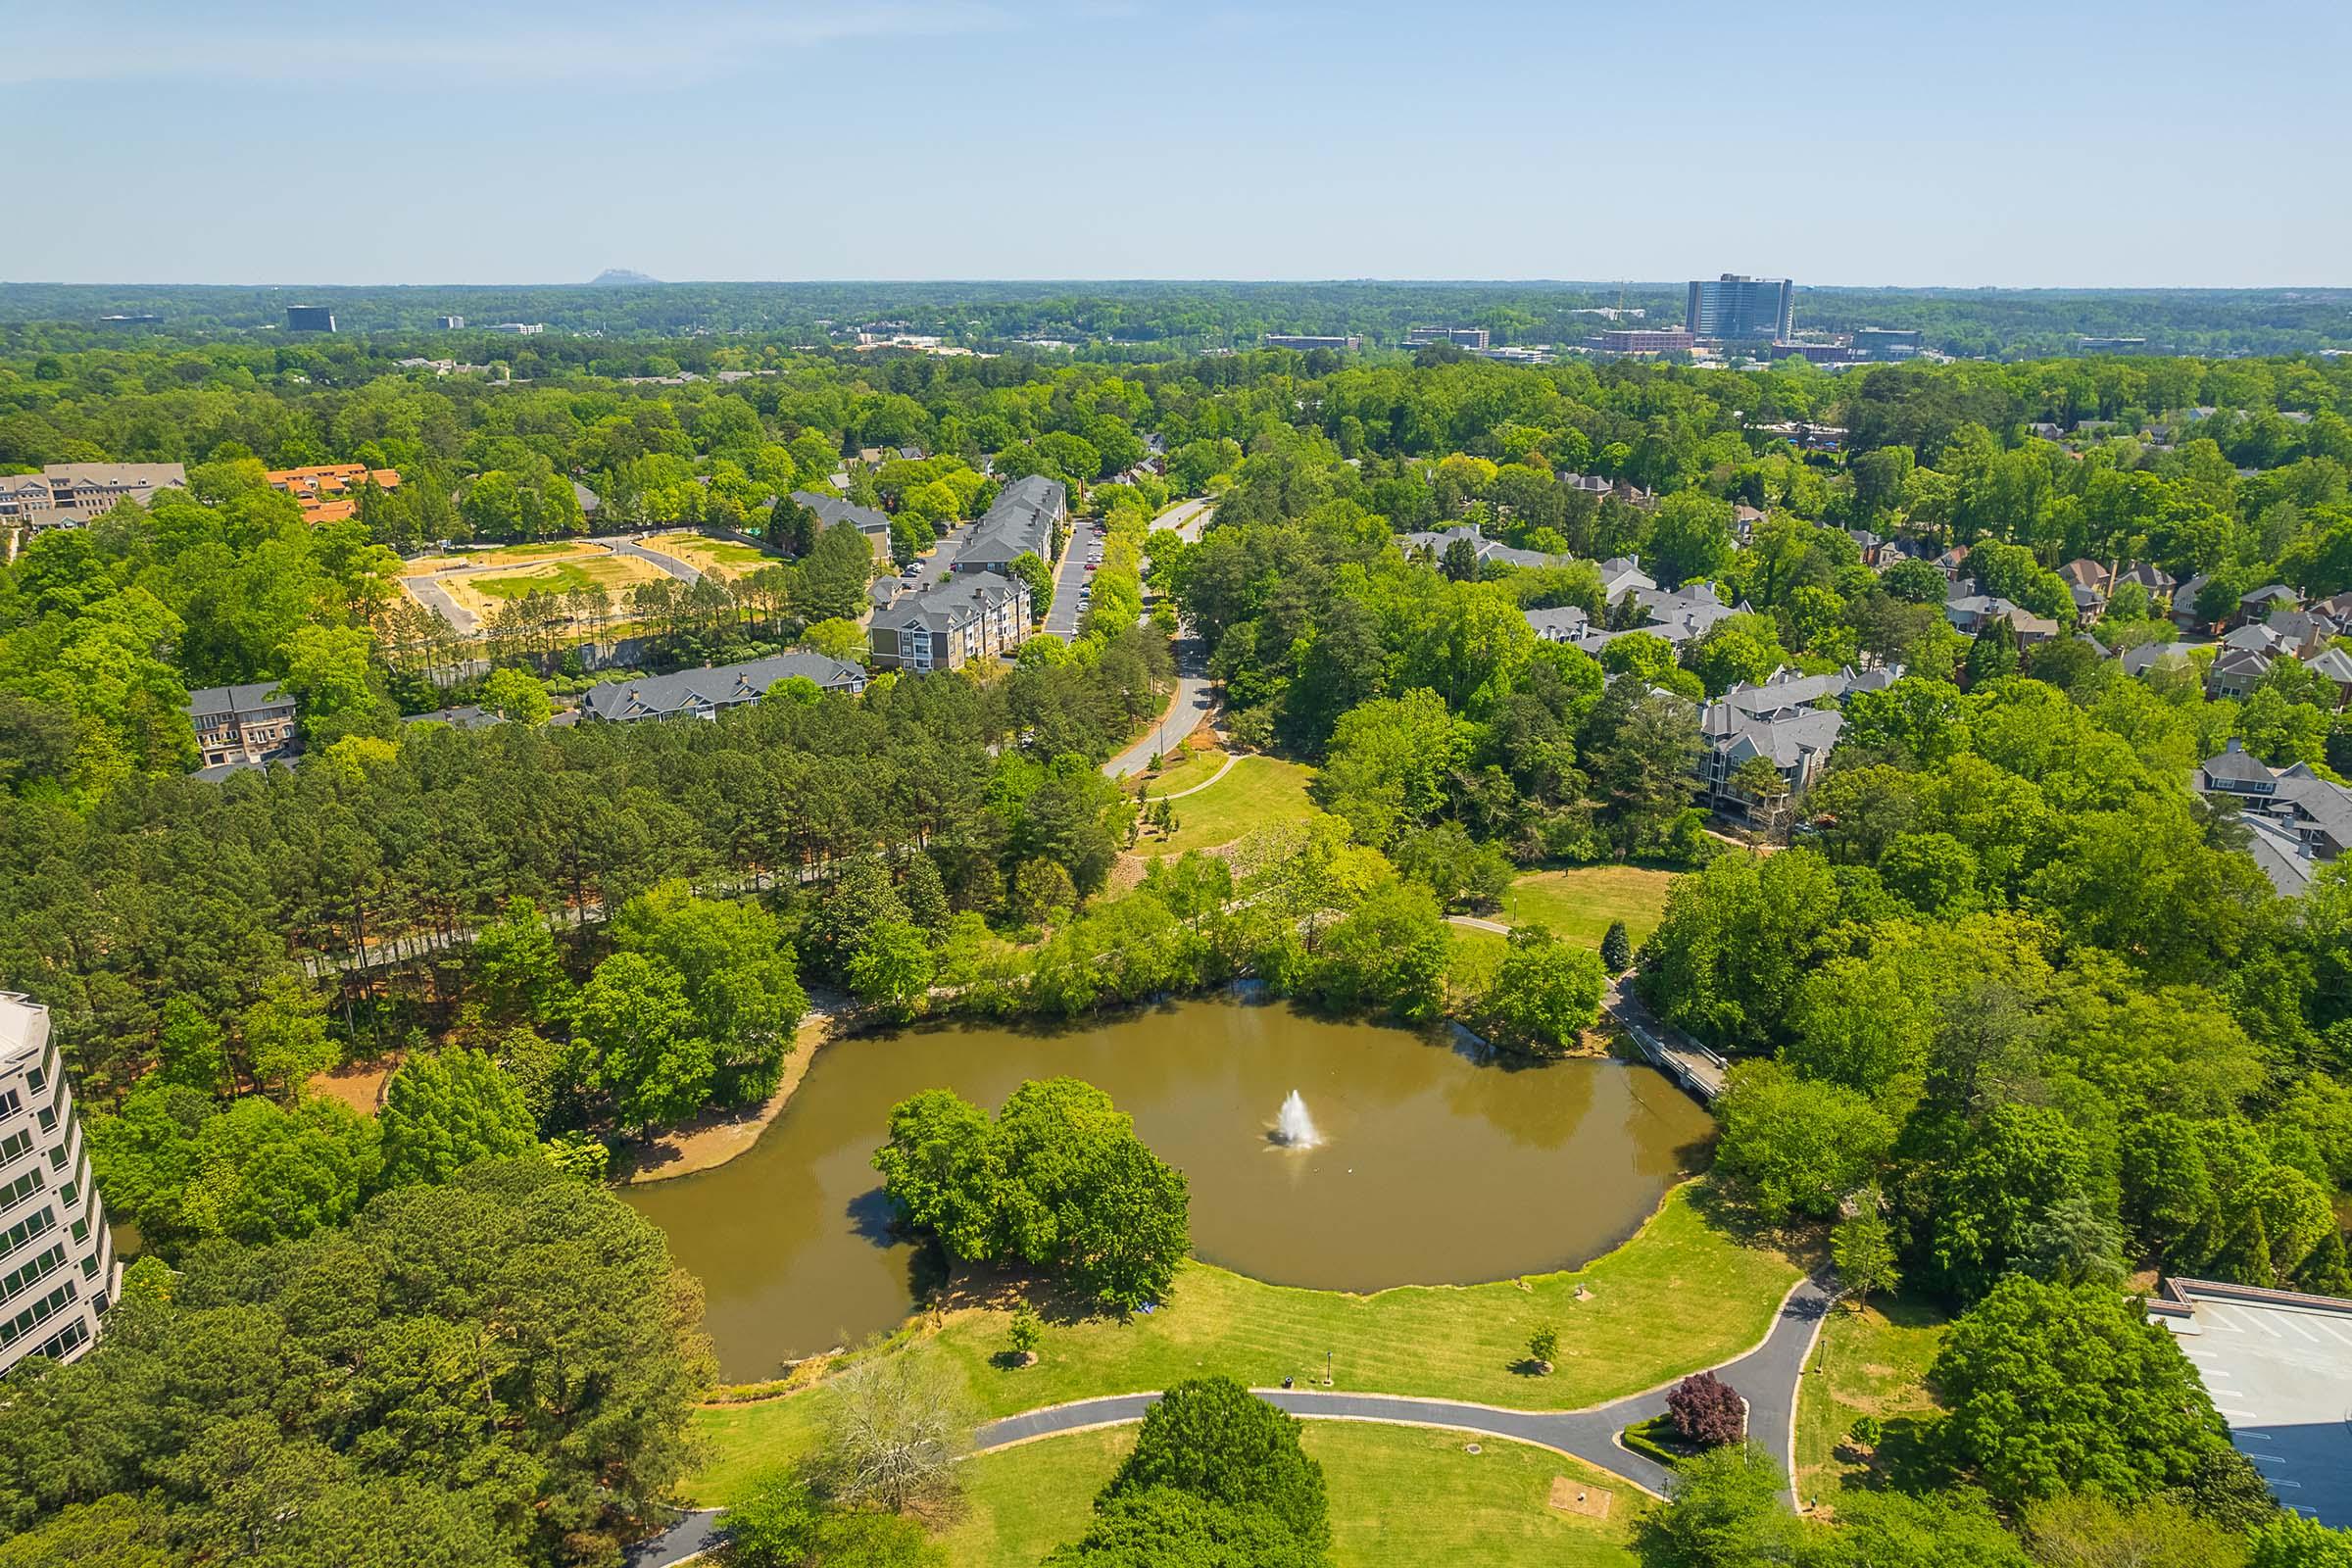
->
[684,1184,1797,1503]
[941,1422,1644,1567]
[1141,747,1229,798]
[1148,757,1321,854]
[1497,866,1681,950]
[939,1427,1129,1565]
[1790,1295,1949,1510]
[474,540,588,564]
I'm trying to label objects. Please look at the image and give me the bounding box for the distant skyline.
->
[8,0,2346,288]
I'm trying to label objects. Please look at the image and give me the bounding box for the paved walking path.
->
[1143,752,1239,801]
[622,1272,1833,1566]
[973,1272,1834,1501]
[612,536,704,584]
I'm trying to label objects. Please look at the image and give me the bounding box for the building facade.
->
[285,306,336,332]
[1262,334,1361,352]
[0,463,188,536]
[187,682,300,770]
[869,571,1031,672]
[1590,327,1696,357]
[1406,326,1490,349]
[1686,274,1795,340]
[266,464,403,525]
[0,994,118,1376]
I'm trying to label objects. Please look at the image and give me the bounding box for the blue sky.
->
[6,0,2344,286]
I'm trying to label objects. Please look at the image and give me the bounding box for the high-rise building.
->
[1686,274,1794,340]
[284,305,336,333]
[0,994,117,1376]
[437,315,466,330]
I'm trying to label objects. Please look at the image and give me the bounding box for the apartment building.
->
[870,571,1031,671]
[0,994,117,1376]
[576,653,866,722]
[187,682,300,771]
[0,463,188,535]
[955,474,1068,577]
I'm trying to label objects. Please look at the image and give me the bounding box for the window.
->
[0,1089,19,1119]
[23,1069,41,1094]
[0,1243,64,1302]
[0,1130,28,1172]
[28,1315,86,1362]
[0,1206,54,1265]
[0,1279,74,1349]
[0,1167,41,1214]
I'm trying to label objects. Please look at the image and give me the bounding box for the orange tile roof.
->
[265,465,400,522]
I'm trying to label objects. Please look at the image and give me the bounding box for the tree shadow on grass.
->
[1838,1414,1955,1496]
[1684,1178,1827,1268]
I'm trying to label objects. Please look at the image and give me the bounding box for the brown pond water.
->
[623,996,1716,1380]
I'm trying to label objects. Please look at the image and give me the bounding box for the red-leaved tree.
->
[1666,1372,1745,1447]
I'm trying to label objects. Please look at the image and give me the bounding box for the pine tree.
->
[1599,920,1633,973]
[899,852,953,939]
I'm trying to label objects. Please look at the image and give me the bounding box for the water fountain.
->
[1273,1090,1320,1149]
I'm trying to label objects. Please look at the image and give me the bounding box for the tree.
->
[238,974,334,1100]
[1832,1200,1900,1311]
[570,951,713,1134]
[154,997,231,1096]
[612,880,808,1105]
[801,616,867,664]
[850,917,936,1022]
[1440,535,1481,582]
[377,1048,538,1187]
[1667,1372,1746,1447]
[277,623,394,744]
[1928,1274,2228,1507]
[1711,1061,1893,1223]
[1046,1487,1325,1568]
[472,897,569,1023]
[2250,1514,2352,1568]
[1103,1378,1329,1550]
[797,520,879,621]
[818,1352,971,1510]
[719,1472,943,1568]
[1006,550,1054,624]
[1600,919,1634,974]
[2021,1494,2248,1568]
[478,665,552,724]
[1478,925,1606,1056]
[1006,1303,1042,1364]
[1646,492,1737,588]
[1307,880,1451,1022]
[1635,1445,1812,1568]
[1527,1324,1560,1372]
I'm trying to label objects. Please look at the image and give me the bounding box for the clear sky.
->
[7,0,2344,287]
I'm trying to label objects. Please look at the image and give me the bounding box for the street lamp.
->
[1325,1349,1333,1388]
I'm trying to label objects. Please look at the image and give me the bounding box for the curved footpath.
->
[625,1273,1835,1567]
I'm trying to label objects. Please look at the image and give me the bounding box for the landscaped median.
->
[678,1181,1798,1507]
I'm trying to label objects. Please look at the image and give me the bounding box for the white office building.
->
[0,993,117,1374]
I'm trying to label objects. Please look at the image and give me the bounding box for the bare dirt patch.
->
[1547,1474,1614,1519]
[309,1054,401,1113]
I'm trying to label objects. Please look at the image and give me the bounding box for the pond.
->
[623,996,1716,1381]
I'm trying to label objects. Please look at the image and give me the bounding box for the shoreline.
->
[620,991,847,1184]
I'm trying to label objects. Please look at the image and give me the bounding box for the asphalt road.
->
[612,536,703,584]
[1102,637,1213,778]
[1156,497,1214,541]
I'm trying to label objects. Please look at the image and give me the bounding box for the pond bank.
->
[619,990,848,1184]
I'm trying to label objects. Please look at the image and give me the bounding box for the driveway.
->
[1103,637,1213,778]
[407,574,477,635]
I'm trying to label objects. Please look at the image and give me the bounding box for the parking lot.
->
[1043,517,1102,638]
[2157,1284,2352,1526]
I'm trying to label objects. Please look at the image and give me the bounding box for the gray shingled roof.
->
[578,654,863,721]
[186,681,292,719]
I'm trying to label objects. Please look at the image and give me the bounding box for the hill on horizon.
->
[585,269,661,286]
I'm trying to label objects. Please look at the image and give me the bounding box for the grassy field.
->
[1151,757,1321,854]
[940,1422,1644,1567]
[1790,1295,1949,1509]
[1141,746,1229,798]
[1497,866,1681,950]
[682,1184,1798,1505]
[644,531,776,577]
[467,555,654,601]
